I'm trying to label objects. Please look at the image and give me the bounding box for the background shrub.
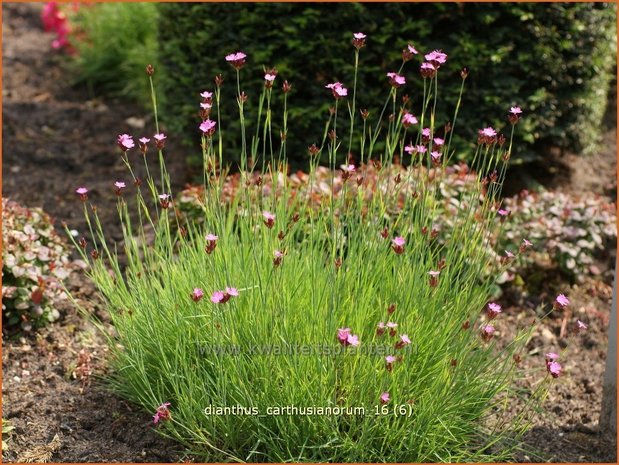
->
[158,2,616,169]
[2,199,76,334]
[502,190,617,283]
[68,2,159,105]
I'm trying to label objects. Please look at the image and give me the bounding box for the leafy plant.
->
[2,199,77,333]
[502,190,617,282]
[67,2,159,105]
[69,34,576,462]
[2,420,15,451]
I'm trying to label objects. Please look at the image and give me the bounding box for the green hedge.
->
[158,2,616,168]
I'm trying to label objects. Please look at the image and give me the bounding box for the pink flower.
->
[497,209,510,221]
[225,51,247,69]
[352,32,367,49]
[505,250,515,259]
[75,187,89,201]
[385,355,396,372]
[478,127,497,145]
[519,238,533,253]
[153,402,171,425]
[433,137,445,147]
[545,352,559,363]
[425,49,448,65]
[192,288,204,302]
[576,320,588,332]
[205,233,218,254]
[263,211,276,229]
[416,145,427,154]
[510,106,522,115]
[154,133,167,150]
[41,3,63,32]
[428,270,440,287]
[117,134,135,151]
[273,249,285,266]
[380,391,390,404]
[376,322,386,336]
[420,62,437,78]
[226,287,239,297]
[342,164,356,173]
[138,137,150,153]
[326,82,348,99]
[337,328,360,347]
[211,287,238,304]
[392,236,405,255]
[199,119,217,136]
[114,181,126,196]
[387,72,406,87]
[555,294,570,308]
[200,91,213,100]
[264,73,276,82]
[547,361,562,378]
[158,193,171,209]
[422,127,432,140]
[200,102,212,110]
[486,302,502,319]
[386,321,398,337]
[402,112,418,127]
[480,127,497,138]
[395,334,411,349]
[337,327,351,345]
[430,151,441,164]
[402,43,419,61]
[480,324,495,342]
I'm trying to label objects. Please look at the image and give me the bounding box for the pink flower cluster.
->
[199,91,217,136]
[420,50,447,78]
[545,353,562,378]
[41,2,73,51]
[152,402,171,424]
[337,327,360,347]
[116,133,166,153]
[480,301,505,342]
[211,287,239,304]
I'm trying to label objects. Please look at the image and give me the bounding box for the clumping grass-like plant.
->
[68,34,578,462]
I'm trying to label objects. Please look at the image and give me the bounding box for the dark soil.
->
[2,3,617,463]
[2,2,185,462]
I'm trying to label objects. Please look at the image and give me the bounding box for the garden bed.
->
[2,3,617,462]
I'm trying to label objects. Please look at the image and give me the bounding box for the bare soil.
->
[2,3,617,462]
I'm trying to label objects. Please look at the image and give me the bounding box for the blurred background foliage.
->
[68,2,159,104]
[69,2,616,170]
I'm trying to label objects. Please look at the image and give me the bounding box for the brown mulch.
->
[2,3,616,462]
